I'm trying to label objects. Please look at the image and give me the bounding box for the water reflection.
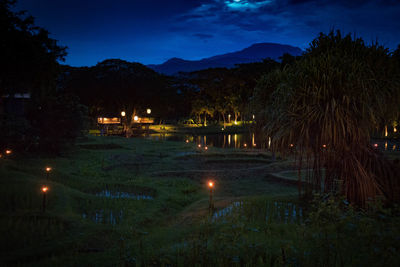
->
[212,201,303,224]
[96,190,153,200]
[141,133,400,151]
[82,209,123,225]
[144,133,266,149]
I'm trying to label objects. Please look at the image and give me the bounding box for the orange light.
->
[374,143,378,148]
[244,143,247,147]
[198,144,201,148]
[186,139,189,143]
[208,181,214,188]
[45,167,52,172]
[253,143,256,147]
[289,144,294,147]
[322,144,327,148]
[42,186,49,193]
[5,150,12,154]
[205,146,208,150]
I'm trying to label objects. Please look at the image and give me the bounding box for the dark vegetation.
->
[1,0,400,265]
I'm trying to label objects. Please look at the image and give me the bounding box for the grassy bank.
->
[0,136,399,266]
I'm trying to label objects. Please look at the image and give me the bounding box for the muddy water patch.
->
[95,190,153,200]
[212,200,303,224]
[82,209,123,225]
[87,184,156,199]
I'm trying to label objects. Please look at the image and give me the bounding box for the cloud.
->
[193,33,214,39]
[224,0,273,11]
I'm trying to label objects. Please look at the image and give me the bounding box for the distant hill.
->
[148,43,303,75]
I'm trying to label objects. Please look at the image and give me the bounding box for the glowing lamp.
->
[42,186,49,193]
[322,144,327,148]
[146,108,151,114]
[394,127,397,133]
[253,143,256,147]
[134,116,139,121]
[205,146,208,150]
[121,111,126,117]
[252,114,255,120]
[186,139,189,143]
[234,120,238,125]
[289,144,294,147]
[208,181,214,188]
[5,150,12,155]
[374,143,378,148]
[244,143,247,147]
[45,167,52,172]
[221,128,224,131]
[0,154,2,158]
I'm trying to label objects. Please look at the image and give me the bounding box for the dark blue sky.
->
[16,0,400,66]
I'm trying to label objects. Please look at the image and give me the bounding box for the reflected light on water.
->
[228,134,231,145]
[268,137,271,149]
[385,141,388,150]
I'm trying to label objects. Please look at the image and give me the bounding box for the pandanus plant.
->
[263,31,400,206]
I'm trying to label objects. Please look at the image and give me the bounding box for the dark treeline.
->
[60,59,182,124]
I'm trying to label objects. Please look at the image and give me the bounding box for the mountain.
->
[148,43,303,75]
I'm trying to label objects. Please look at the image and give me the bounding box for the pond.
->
[141,132,268,149]
[138,132,400,151]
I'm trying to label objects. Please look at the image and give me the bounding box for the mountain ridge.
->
[148,42,303,75]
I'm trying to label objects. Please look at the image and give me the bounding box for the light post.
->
[121,111,126,135]
[146,108,151,115]
[42,186,49,212]
[228,114,231,123]
[45,167,52,180]
[208,181,214,214]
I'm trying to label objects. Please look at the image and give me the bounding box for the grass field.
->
[1,136,399,266]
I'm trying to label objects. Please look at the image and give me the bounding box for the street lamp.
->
[208,181,214,214]
[5,149,12,155]
[134,115,139,121]
[121,111,126,117]
[146,108,151,115]
[41,186,49,212]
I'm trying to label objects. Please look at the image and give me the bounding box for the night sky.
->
[16,0,400,67]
